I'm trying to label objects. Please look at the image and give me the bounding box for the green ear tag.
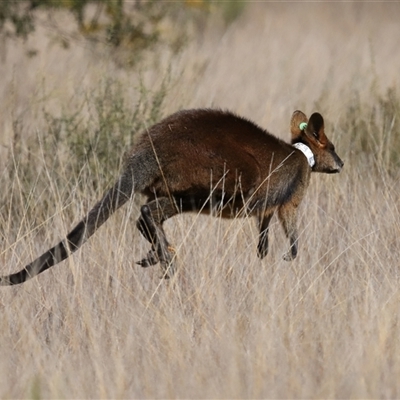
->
[299,122,307,131]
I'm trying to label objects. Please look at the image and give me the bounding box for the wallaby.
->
[0,109,343,286]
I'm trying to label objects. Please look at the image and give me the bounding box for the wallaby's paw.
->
[136,250,159,268]
[282,250,297,262]
[282,252,293,261]
[257,245,268,259]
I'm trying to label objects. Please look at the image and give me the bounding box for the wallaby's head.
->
[290,110,344,174]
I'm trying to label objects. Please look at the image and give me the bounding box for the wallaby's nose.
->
[336,157,344,172]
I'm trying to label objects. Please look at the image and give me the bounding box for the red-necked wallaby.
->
[0,108,343,285]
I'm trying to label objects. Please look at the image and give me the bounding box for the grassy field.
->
[1,2,400,398]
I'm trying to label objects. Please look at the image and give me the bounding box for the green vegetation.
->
[0,1,169,45]
[0,0,244,51]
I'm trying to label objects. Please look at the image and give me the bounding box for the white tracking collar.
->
[293,142,315,168]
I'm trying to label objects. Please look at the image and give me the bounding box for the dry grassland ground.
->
[1,2,400,398]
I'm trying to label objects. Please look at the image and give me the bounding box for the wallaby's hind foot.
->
[136,249,159,268]
[136,245,176,279]
[136,198,179,278]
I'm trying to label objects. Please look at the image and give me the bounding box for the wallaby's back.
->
[133,109,307,207]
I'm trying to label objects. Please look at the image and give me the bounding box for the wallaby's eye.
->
[327,142,335,151]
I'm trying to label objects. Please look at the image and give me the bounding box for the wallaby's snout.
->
[337,158,344,171]
[328,152,344,174]
[316,140,344,174]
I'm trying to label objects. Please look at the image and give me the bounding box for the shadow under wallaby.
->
[0,108,343,285]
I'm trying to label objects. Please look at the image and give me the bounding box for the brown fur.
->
[0,108,343,285]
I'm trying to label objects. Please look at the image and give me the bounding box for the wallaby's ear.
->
[290,110,308,142]
[306,112,327,145]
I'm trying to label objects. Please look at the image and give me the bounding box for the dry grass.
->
[1,2,400,398]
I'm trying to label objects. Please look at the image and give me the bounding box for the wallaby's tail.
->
[0,170,134,286]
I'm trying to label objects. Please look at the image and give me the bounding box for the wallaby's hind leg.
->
[257,211,274,259]
[136,217,159,267]
[136,197,179,278]
[278,203,299,261]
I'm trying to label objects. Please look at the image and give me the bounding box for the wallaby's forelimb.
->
[257,212,274,259]
[278,203,299,261]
